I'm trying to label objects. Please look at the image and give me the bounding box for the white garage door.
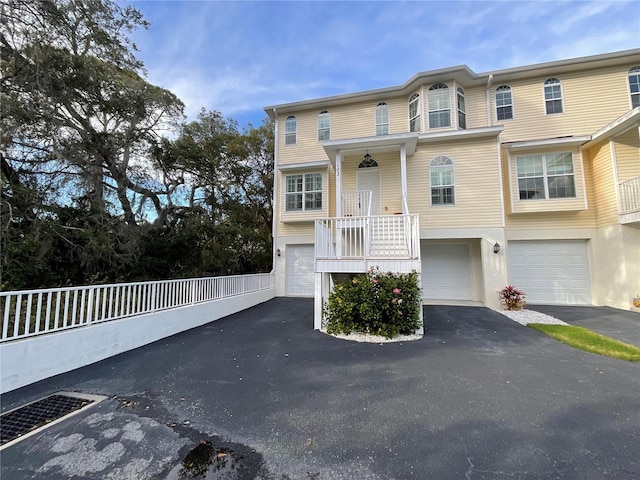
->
[508,240,591,304]
[286,245,315,296]
[421,244,472,300]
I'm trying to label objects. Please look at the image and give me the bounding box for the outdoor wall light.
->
[493,242,501,254]
[276,248,281,257]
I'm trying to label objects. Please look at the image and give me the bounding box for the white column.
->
[400,144,408,214]
[314,272,323,329]
[335,150,342,217]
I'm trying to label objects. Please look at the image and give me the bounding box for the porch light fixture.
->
[276,248,281,257]
[493,242,500,254]
[364,152,372,163]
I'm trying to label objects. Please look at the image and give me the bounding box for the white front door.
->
[356,168,380,215]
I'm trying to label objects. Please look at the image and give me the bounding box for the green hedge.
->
[324,269,422,339]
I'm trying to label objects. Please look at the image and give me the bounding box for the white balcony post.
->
[335,150,342,217]
[400,143,408,214]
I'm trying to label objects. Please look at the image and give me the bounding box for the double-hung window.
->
[456,87,466,129]
[516,152,575,200]
[629,66,640,108]
[428,83,450,128]
[409,93,420,132]
[285,173,322,211]
[318,111,330,141]
[375,102,389,135]
[285,116,297,145]
[495,85,513,120]
[543,78,563,114]
[430,156,455,205]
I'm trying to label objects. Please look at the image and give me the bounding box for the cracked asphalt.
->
[1,298,639,479]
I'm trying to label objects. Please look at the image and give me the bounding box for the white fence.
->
[1,273,274,343]
[315,215,420,260]
[619,176,640,214]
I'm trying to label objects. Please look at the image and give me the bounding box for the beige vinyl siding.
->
[588,139,618,226]
[407,137,503,228]
[507,146,587,213]
[614,127,640,182]
[500,146,512,217]
[495,66,636,142]
[278,112,327,166]
[463,85,487,130]
[278,221,315,237]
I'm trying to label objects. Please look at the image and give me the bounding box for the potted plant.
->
[633,293,640,308]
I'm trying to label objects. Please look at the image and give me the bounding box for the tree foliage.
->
[0,0,274,290]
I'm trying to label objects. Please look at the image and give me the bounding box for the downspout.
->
[271,108,279,277]
[485,74,494,127]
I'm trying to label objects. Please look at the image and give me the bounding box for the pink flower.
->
[393,288,400,294]
[392,298,397,304]
[372,279,378,284]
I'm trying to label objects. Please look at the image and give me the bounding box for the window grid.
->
[544,78,563,115]
[285,116,296,145]
[409,93,420,132]
[318,111,330,141]
[629,67,640,108]
[375,103,389,136]
[428,83,451,128]
[496,85,513,120]
[430,156,455,205]
[456,87,466,129]
[516,152,575,200]
[285,173,322,212]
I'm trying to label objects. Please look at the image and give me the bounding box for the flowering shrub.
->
[324,269,422,339]
[499,285,526,310]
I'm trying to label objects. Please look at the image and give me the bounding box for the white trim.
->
[278,160,331,171]
[418,126,503,143]
[429,156,455,206]
[272,109,279,271]
[323,132,419,164]
[375,102,390,136]
[507,135,591,150]
[335,151,342,217]
[584,107,640,148]
[579,146,589,211]
[495,84,514,121]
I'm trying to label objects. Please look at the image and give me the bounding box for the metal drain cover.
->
[1,392,105,449]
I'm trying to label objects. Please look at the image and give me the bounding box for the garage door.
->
[508,240,591,304]
[421,244,472,300]
[286,245,315,296]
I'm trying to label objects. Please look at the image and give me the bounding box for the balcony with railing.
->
[315,214,420,273]
[619,176,640,224]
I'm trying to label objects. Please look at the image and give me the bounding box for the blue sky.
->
[128,1,640,128]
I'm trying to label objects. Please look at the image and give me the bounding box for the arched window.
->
[318,111,330,141]
[430,156,454,205]
[544,78,563,114]
[456,87,466,129]
[495,85,513,120]
[375,102,389,135]
[409,93,420,132]
[285,116,297,145]
[358,154,379,168]
[629,67,640,108]
[428,83,450,128]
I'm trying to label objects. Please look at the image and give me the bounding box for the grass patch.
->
[527,324,640,362]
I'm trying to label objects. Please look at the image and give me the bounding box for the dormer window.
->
[428,83,450,128]
[375,102,389,135]
[544,78,563,114]
[409,93,420,132]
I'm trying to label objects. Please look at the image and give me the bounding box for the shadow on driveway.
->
[1,298,638,479]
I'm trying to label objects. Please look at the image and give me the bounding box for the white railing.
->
[315,214,420,260]
[619,176,640,214]
[342,190,372,217]
[0,273,274,342]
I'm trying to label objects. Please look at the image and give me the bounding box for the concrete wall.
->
[0,289,275,394]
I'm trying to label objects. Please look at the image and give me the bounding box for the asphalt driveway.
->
[1,298,639,479]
